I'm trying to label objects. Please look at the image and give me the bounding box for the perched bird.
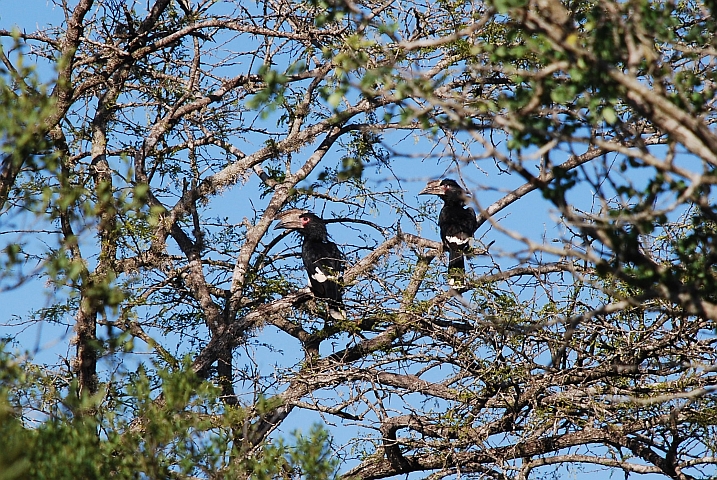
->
[274,209,346,320]
[420,179,479,285]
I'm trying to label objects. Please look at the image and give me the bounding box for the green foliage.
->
[490,0,529,14]
[338,156,364,181]
[308,0,349,27]
[0,347,32,480]
[243,424,340,480]
[0,348,339,479]
[247,64,290,116]
[473,1,717,152]
[0,41,57,176]
[0,43,59,283]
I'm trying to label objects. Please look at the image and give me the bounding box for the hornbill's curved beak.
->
[273,209,306,230]
[419,180,443,196]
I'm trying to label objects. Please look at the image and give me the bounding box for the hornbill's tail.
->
[447,250,467,286]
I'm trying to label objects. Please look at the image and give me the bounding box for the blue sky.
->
[0,2,701,479]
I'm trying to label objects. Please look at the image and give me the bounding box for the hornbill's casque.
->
[420,179,479,284]
[274,209,346,320]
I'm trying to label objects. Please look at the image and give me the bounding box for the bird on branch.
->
[420,179,479,286]
[274,209,346,320]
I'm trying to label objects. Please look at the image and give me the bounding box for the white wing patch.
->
[311,267,328,283]
[329,307,347,320]
[445,235,470,246]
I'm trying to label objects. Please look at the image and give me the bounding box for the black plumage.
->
[274,209,346,320]
[420,179,479,284]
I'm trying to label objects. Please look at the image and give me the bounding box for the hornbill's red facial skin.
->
[420,179,479,284]
[274,209,346,320]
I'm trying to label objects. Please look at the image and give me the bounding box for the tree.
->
[1,0,717,478]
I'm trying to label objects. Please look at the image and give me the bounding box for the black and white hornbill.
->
[274,209,346,320]
[420,179,479,284]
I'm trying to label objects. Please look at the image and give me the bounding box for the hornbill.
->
[274,209,346,320]
[420,178,479,284]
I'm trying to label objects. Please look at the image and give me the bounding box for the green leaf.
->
[602,106,617,124]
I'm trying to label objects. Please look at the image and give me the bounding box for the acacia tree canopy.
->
[1,0,717,478]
